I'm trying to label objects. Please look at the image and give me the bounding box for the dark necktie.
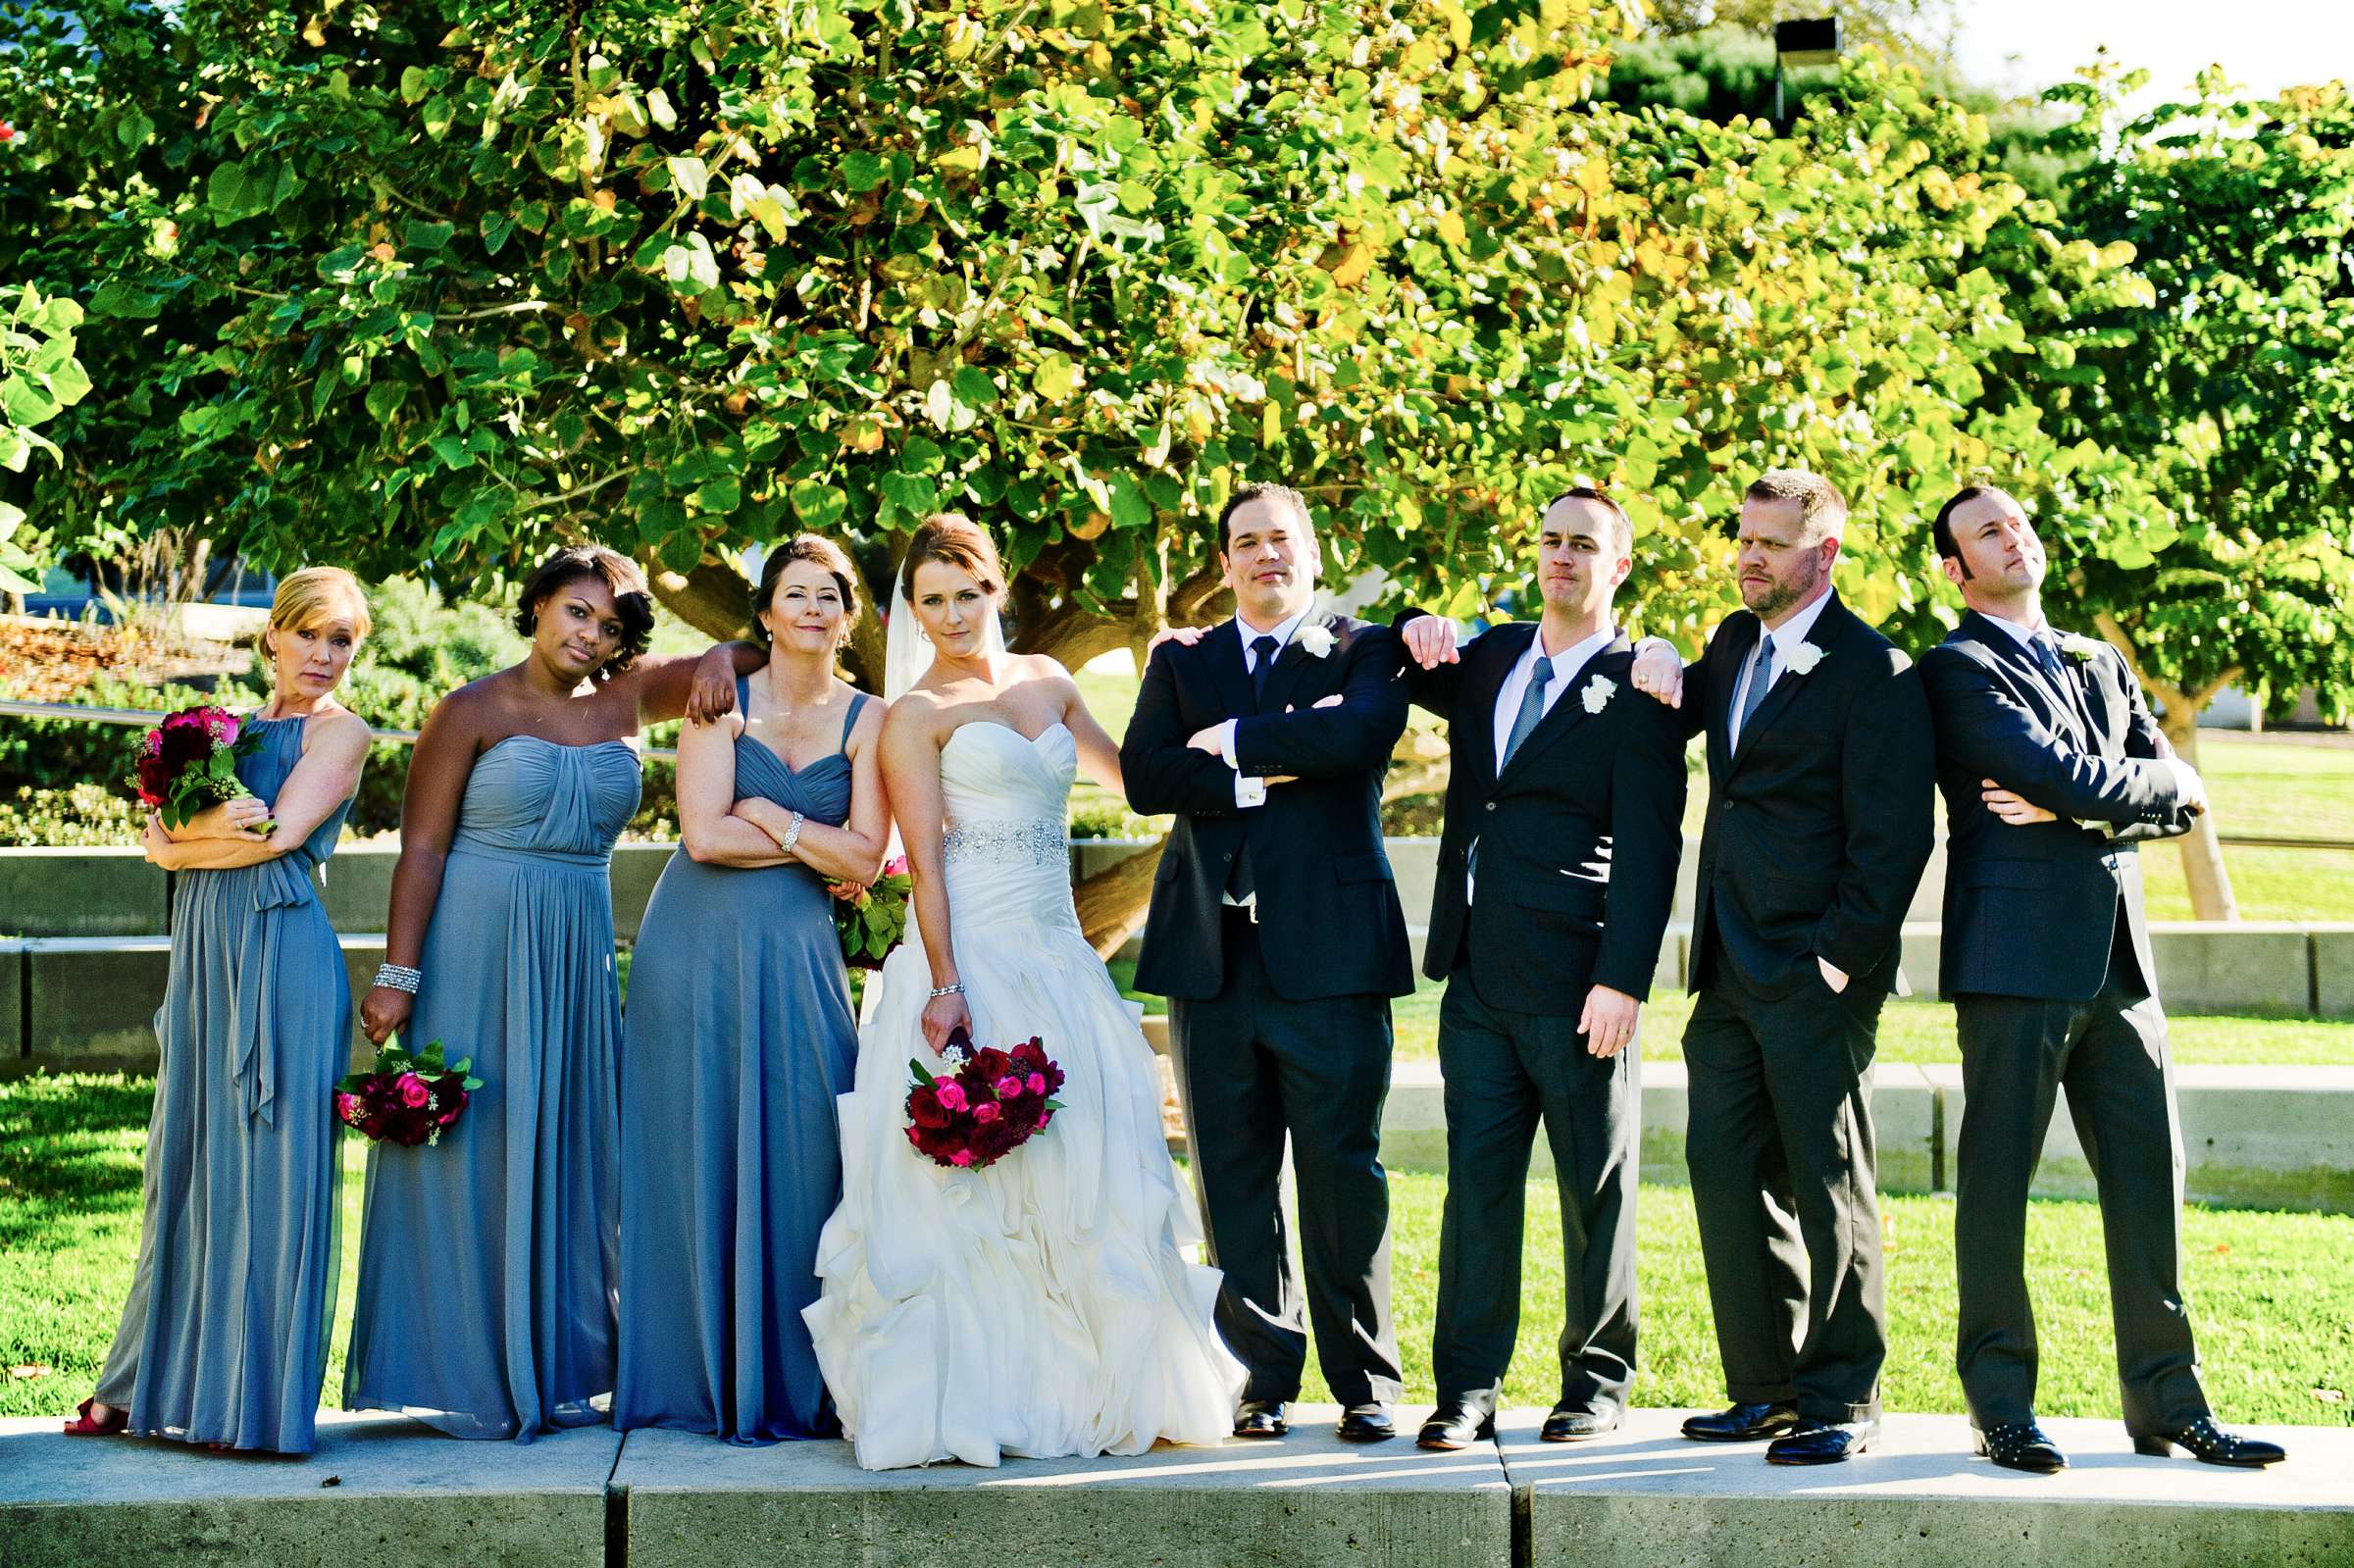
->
[1249,634,1280,708]
[2030,631,2069,688]
[1500,655,1555,769]
[1734,634,1774,750]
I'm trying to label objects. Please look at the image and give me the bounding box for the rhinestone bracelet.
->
[928,982,965,998]
[372,963,422,995]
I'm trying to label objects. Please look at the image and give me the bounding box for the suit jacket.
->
[1919,611,2198,1002]
[1121,613,1415,1002]
[1400,616,1686,1015]
[1665,592,1935,997]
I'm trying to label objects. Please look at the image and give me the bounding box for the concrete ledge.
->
[1379,1062,1941,1194]
[0,939,21,1061]
[2150,922,2314,1016]
[13,935,387,1077]
[5,1408,2341,1568]
[1505,1408,2352,1568]
[0,846,167,937]
[616,1405,1509,1568]
[0,1413,619,1568]
[1925,1064,2354,1213]
[2313,925,2354,1018]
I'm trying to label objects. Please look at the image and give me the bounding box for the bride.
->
[804,513,1243,1469]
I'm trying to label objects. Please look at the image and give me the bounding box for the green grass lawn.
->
[6,1074,2347,1428]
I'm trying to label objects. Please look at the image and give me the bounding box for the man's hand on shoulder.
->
[1629,636,1685,709]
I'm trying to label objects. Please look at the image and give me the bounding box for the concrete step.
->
[4,1407,2344,1568]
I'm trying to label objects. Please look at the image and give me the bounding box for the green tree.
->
[1999,67,2354,919]
[0,282,91,596]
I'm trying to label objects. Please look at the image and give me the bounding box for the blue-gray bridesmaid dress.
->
[614,686,865,1442]
[92,711,358,1453]
[342,734,640,1441]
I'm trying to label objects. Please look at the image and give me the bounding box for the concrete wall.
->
[1365,1061,2354,1214]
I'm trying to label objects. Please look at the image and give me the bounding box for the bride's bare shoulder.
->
[881,688,951,740]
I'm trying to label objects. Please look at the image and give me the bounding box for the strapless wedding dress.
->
[804,719,1243,1469]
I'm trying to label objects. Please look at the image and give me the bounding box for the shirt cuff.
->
[1217,719,1240,771]
[1234,772,1266,809]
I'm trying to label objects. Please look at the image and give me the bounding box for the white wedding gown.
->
[805,719,1244,1469]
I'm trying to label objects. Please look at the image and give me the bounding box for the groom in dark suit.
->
[1121,481,1413,1442]
[1393,488,1685,1450]
[1919,483,2284,1473]
[1629,469,1934,1464]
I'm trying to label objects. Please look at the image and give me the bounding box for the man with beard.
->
[1630,469,1934,1465]
[1919,484,2284,1473]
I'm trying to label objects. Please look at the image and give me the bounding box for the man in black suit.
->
[1121,481,1413,1443]
[1629,469,1934,1465]
[1392,487,1686,1450]
[1919,483,2284,1473]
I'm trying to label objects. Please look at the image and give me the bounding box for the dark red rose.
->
[972,1047,1013,1083]
[908,1086,950,1130]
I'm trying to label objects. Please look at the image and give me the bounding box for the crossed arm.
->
[143,711,373,871]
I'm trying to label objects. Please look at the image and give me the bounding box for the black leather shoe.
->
[1766,1418,1878,1465]
[1975,1420,2068,1474]
[1416,1401,1494,1450]
[1336,1404,1397,1442]
[1680,1401,1802,1442]
[2133,1417,2285,1468]
[1233,1399,1289,1440]
[1540,1404,1623,1442]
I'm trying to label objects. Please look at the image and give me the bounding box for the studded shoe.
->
[1974,1420,2067,1474]
[2133,1417,2285,1468]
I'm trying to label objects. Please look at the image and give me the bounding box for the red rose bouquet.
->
[127,705,275,833]
[335,1037,481,1147]
[834,855,912,970]
[904,1029,1064,1171]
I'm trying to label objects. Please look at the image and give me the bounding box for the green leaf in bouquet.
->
[908,1059,937,1087]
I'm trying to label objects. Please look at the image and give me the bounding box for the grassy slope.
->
[5,1075,2346,1426]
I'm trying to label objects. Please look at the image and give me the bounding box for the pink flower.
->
[1026,1073,1047,1095]
[935,1081,967,1113]
[334,1091,361,1123]
[973,1101,1000,1124]
[949,1149,974,1167]
[395,1072,429,1109]
[995,1075,1023,1098]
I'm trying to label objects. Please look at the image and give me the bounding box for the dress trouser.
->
[1682,952,1886,1423]
[1953,918,2210,1436]
[1167,909,1403,1407]
[1431,964,1638,1415]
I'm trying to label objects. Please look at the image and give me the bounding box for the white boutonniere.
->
[2058,632,2102,663]
[1580,675,1616,715]
[1296,623,1337,659]
[1783,642,1825,676]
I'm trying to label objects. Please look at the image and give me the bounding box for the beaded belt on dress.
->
[940,817,1064,868]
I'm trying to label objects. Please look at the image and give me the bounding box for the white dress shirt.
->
[1727,588,1834,751]
[1468,623,1617,904]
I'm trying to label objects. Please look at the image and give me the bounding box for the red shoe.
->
[64,1397,128,1437]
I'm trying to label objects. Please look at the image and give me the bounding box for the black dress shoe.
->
[1540,1404,1623,1442]
[1680,1401,1803,1442]
[1233,1399,1289,1439]
[1416,1401,1494,1450]
[2133,1417,2285,1468]
[1336,1404,1397,1442]
[1975,1420,2068,1474]
[1766,1418,1878,1465]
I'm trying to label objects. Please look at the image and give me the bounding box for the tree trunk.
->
[2162,712,2239,923]
[1075,836,1164,958]
[645,550,753,642]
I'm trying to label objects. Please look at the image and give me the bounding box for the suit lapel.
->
[1460,623,1530,791]
[1728,596,1843,773]
[1962,610,2087,748]
[1203,619,1256,720]
[1255,613,1337,717]
[1497,631,1632,785]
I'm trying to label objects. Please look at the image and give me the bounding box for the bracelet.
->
[928,982,965,998]
[373,963,422,995]
[777,810,805,857]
